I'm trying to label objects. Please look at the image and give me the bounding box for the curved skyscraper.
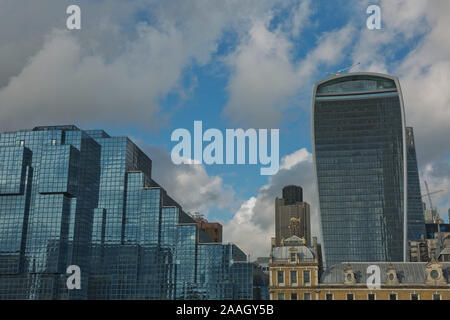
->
[312,73,409,267]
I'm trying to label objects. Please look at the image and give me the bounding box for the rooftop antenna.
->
[327,62,361,77]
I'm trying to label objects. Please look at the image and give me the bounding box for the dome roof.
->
[271,245,315,261]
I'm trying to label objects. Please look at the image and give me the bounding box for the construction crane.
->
[423,181,444,217]
[421,189,444,200]
[327,62,361,77]
[424,181,444,258]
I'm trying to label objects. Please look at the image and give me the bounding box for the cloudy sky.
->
[0,0,449,258]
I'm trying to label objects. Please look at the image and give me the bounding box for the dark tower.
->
[282,185,303,205]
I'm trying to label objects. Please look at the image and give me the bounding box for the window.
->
[410,294,419,301]
[290,270,297,284]
[277,270,284,284]
[51,139,57,146]
[326,293,334,301]
[303,270,311,284]
[290,252,296,262]
[389,293,397,300]
[278,293,285,300]
[291,293,298,300]
[303,292,311,300]
[430,270,440,280]
[368,293,376,300]
[346,293,354,300]
[433,294,441,301]
[19,140,24,147]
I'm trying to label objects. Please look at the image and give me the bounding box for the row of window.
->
[276,270,311,286]
[277,292,443,300]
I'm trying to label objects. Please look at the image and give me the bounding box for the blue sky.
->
[0,0,449,257]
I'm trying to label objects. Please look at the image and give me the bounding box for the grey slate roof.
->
[320,262,450,284]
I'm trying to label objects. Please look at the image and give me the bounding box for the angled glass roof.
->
[317,75,397,95]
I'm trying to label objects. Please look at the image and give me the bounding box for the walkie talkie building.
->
[312,73,410,268]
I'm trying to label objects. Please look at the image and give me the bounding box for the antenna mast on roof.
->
[327,62,361,77]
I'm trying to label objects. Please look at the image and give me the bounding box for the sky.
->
[0,0,449,259]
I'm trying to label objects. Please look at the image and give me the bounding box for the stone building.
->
[270,236,450,300]
[275,186,311,247]
[269,235,322,300]
[269,219,450,300]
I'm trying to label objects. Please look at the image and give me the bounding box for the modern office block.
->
[0,125,252,299]
[282,185,303,205]
[275,186,310,247]
[406,127,426,240]
[195,219,223,243]
[312,73,408,267]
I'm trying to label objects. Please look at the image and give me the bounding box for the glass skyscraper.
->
[312,73,415,267]
[0,125,252,299]
[406,127,426,241]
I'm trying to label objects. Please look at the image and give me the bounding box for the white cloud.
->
[0,0,286,131]
[350,0,450,213]
[223,19,299,127]
[280,148,312,170]
[420,163,450,223]
[223,18,356,127]
[223,148,320,258]
[139,144,235,216]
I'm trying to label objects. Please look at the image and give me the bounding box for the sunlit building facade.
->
[0,125,252,299]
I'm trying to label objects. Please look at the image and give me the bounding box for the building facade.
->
[0,125,252,300]
[405,127,426,240]
[270,238,450,300]
[275,186,311,247]
[316,260,450,300]
[253,258,270,300]
[195,219,223,243]
[269,236,322,300]
[312,73,410,267]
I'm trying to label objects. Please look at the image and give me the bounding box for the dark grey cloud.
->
[0,0,285,131]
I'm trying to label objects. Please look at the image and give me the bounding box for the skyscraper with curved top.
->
[312,73,409,267]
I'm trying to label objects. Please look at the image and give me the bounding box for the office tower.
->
[282,185,303,205]
[0,125,252,300]
[312,73,407,267]
[275,186,311,246]
[406,127,426,240]
[190,212,223,243]
[196,220,223,243]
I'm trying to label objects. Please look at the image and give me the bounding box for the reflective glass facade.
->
[406,127,426,241]
[0,125,252,299]
[312,74,407,267]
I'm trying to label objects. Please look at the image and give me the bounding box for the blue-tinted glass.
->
[0,126,252,299]
[313,75,407,267]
